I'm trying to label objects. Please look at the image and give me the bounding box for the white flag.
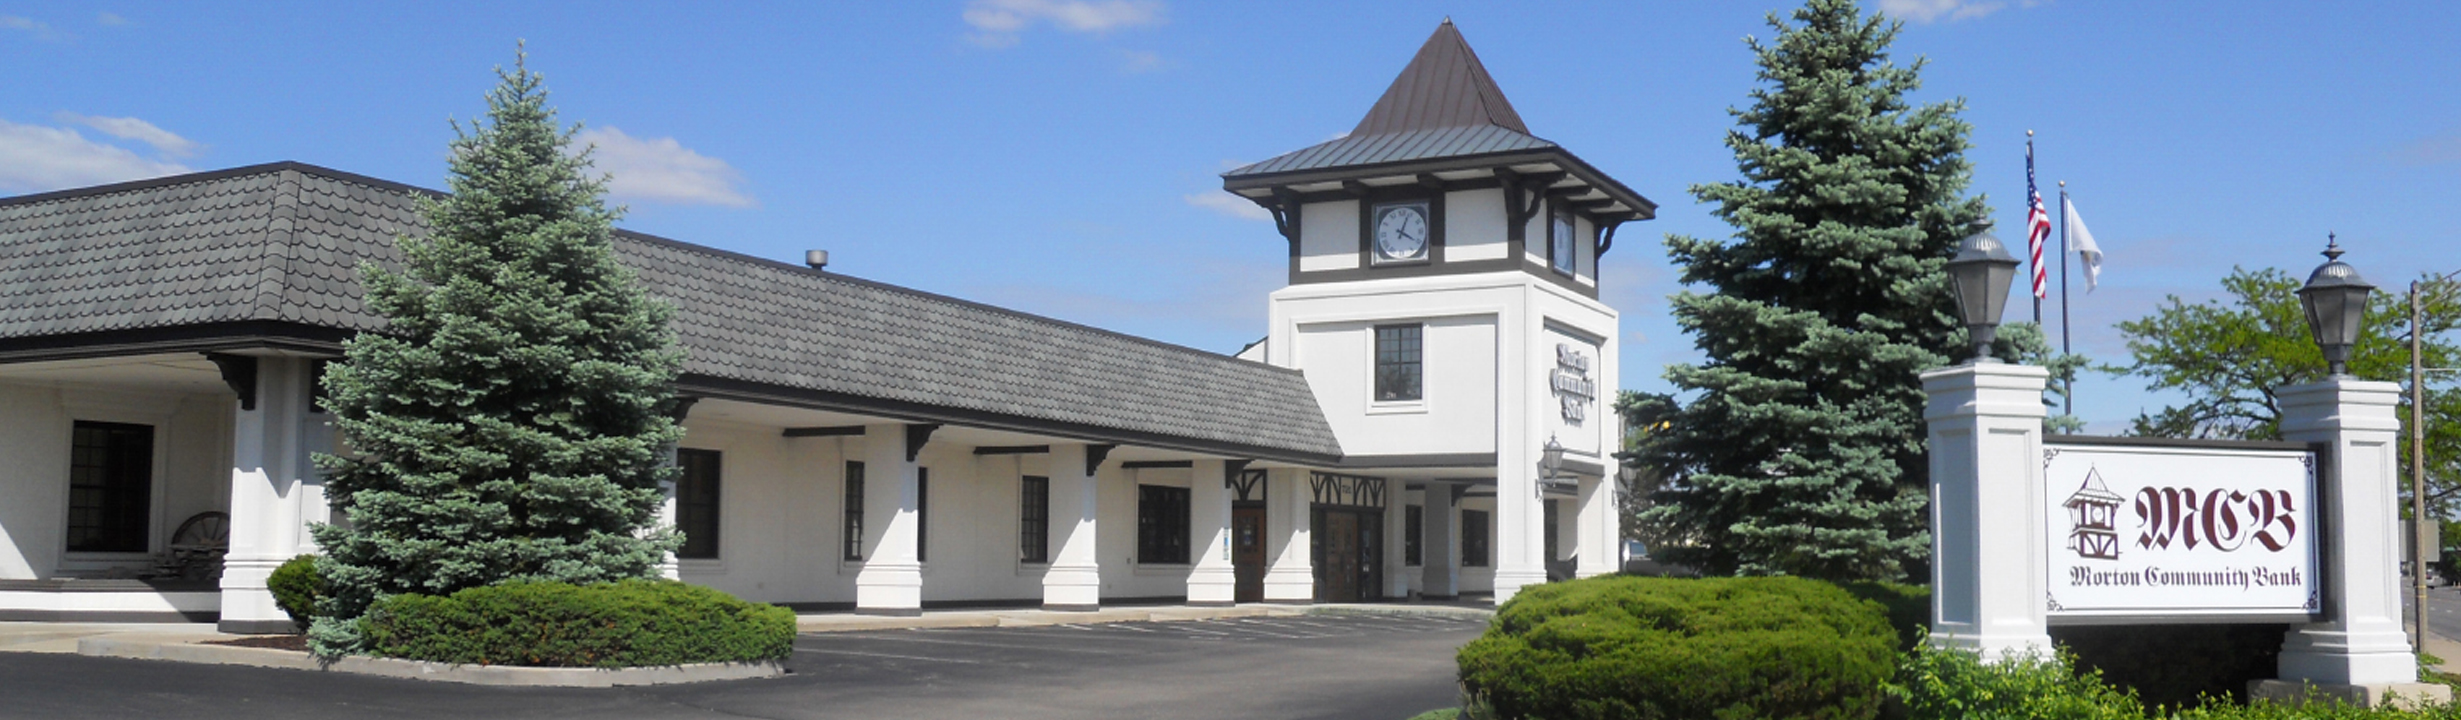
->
[2065,198,2104,292]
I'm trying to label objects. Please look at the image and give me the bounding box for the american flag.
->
[2025,141,2051,300]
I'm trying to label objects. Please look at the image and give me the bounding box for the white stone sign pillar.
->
[2259,378,2447,703]
[1920,362,2053,661]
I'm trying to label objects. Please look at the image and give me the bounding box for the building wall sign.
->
[2043,442,2319,623]
[1550,343,1595,425]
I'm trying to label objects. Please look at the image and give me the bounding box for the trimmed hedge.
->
[357,579,795,667]
[1839,581,1929,652]
[266,554,323,633]
[1457,575,1897,720]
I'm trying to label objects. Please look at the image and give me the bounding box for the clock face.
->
[1374,204,1429,262]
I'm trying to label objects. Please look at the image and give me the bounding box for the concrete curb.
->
[77,635,784,687]
[1306,604,1496,622]
[794,604,1307,633]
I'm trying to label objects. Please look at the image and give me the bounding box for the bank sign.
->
[2042,442,2320,623]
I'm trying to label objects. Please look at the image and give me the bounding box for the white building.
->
[0,21,1650,632]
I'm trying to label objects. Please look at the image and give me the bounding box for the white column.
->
[854,423,922,615]
[1187,459,1235,606]
[219,356,327,634]
[1575,472,1617,578]
[2275,379,2420,685]
[1422,483,1458,598]
[1383,484,1409,599]
[1493,452,1546,603]
[1920,362,2052,662]
[1262,468,1314,603]
[1043,443,1101,611]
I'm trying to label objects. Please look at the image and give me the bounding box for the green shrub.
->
[1839,581,1929,652]
[1456,575,1896,720]
[1893,643,2145,720]
[356,579,794,667]
[265,554,323,633]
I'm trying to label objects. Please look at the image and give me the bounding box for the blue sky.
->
[5,1,2457,432]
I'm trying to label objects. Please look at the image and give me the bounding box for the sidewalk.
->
[793,601,1494,633]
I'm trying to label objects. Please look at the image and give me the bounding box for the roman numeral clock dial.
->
[1373,203,1428,263]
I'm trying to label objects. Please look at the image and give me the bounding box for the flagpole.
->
[2058,182,2073,416]
[2030,134,2043,326]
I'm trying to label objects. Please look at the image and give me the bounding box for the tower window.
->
[1375,324,1423,402]
[1551,213,1577,276]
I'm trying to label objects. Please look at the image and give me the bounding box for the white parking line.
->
[799,647,985,664]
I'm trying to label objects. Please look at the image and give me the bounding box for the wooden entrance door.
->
[1320,511,1361,602]
[1232,506,1266,603]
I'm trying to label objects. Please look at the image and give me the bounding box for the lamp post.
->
[1945,227,2021,364]
[1537,435,1575,498]
[2298,235,2374,378]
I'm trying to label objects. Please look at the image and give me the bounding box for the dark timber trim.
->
[663,396,700,423]
[1086,443,1118,476]
[674,375,1344,466]
[973,445,1051,456]
[906,423,942,462]
[204,352,258,411]
[0,320,350,365]
[782,425,867,438]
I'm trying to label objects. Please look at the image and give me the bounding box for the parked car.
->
[1621,540,1699,578]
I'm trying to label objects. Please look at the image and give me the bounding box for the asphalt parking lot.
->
[0,612,1486,720]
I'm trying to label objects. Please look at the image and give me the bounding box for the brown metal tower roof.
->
[1350,19,1529,136]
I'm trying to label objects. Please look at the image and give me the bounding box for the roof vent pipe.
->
[805,250,829,270]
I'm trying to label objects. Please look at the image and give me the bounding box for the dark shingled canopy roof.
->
[0,163,1344,463]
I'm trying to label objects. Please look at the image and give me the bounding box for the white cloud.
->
[1877,0,2036,23]
[573,126,754,208]
[55,113,200,158]
[0,118,190,193]
[1184,192,1271,221]
[963,0,1163,47]
[0,15,56,40]
[1118,49,1164,73]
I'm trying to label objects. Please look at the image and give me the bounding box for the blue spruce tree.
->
[309,52,684,652]
[1632,0,1989,581]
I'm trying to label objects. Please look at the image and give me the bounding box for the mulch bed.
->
[203,634,309,652]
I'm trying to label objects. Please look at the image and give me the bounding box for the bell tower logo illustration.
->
[2064,468,2123,560]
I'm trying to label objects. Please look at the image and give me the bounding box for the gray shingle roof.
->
[0,163,1342,462]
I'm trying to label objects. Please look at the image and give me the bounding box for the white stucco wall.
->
[0,383,232,580]
[1298,200,1360,272]
[1444,188,1508,261]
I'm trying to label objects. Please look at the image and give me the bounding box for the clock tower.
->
[1220,20,1653,603]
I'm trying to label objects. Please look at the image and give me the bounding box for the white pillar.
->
[1187,459,1235,606]
[1920,362,2052,662]
[2274,379,2423,686]
[854,423,923,615]
[1262,468,1313,603]
[1382,484,1409,599]
[219,356,327,634]
[1422,483,1458,598]
[1043,443,1102,611]
[1575,472,1617,578]
[1493,451,1546,604]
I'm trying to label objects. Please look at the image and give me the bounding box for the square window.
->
[1462,510,1490,567]
[1375,324,1423,402]
[1137,484,1191,564]
[67,421,151,553]
[1020,476,1050,564]
[842,461,865,561]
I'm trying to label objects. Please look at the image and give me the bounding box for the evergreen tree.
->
[1631,0,1988,581]
[309,52,683,652]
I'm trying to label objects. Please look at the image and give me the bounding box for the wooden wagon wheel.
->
[171,511,230,549]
